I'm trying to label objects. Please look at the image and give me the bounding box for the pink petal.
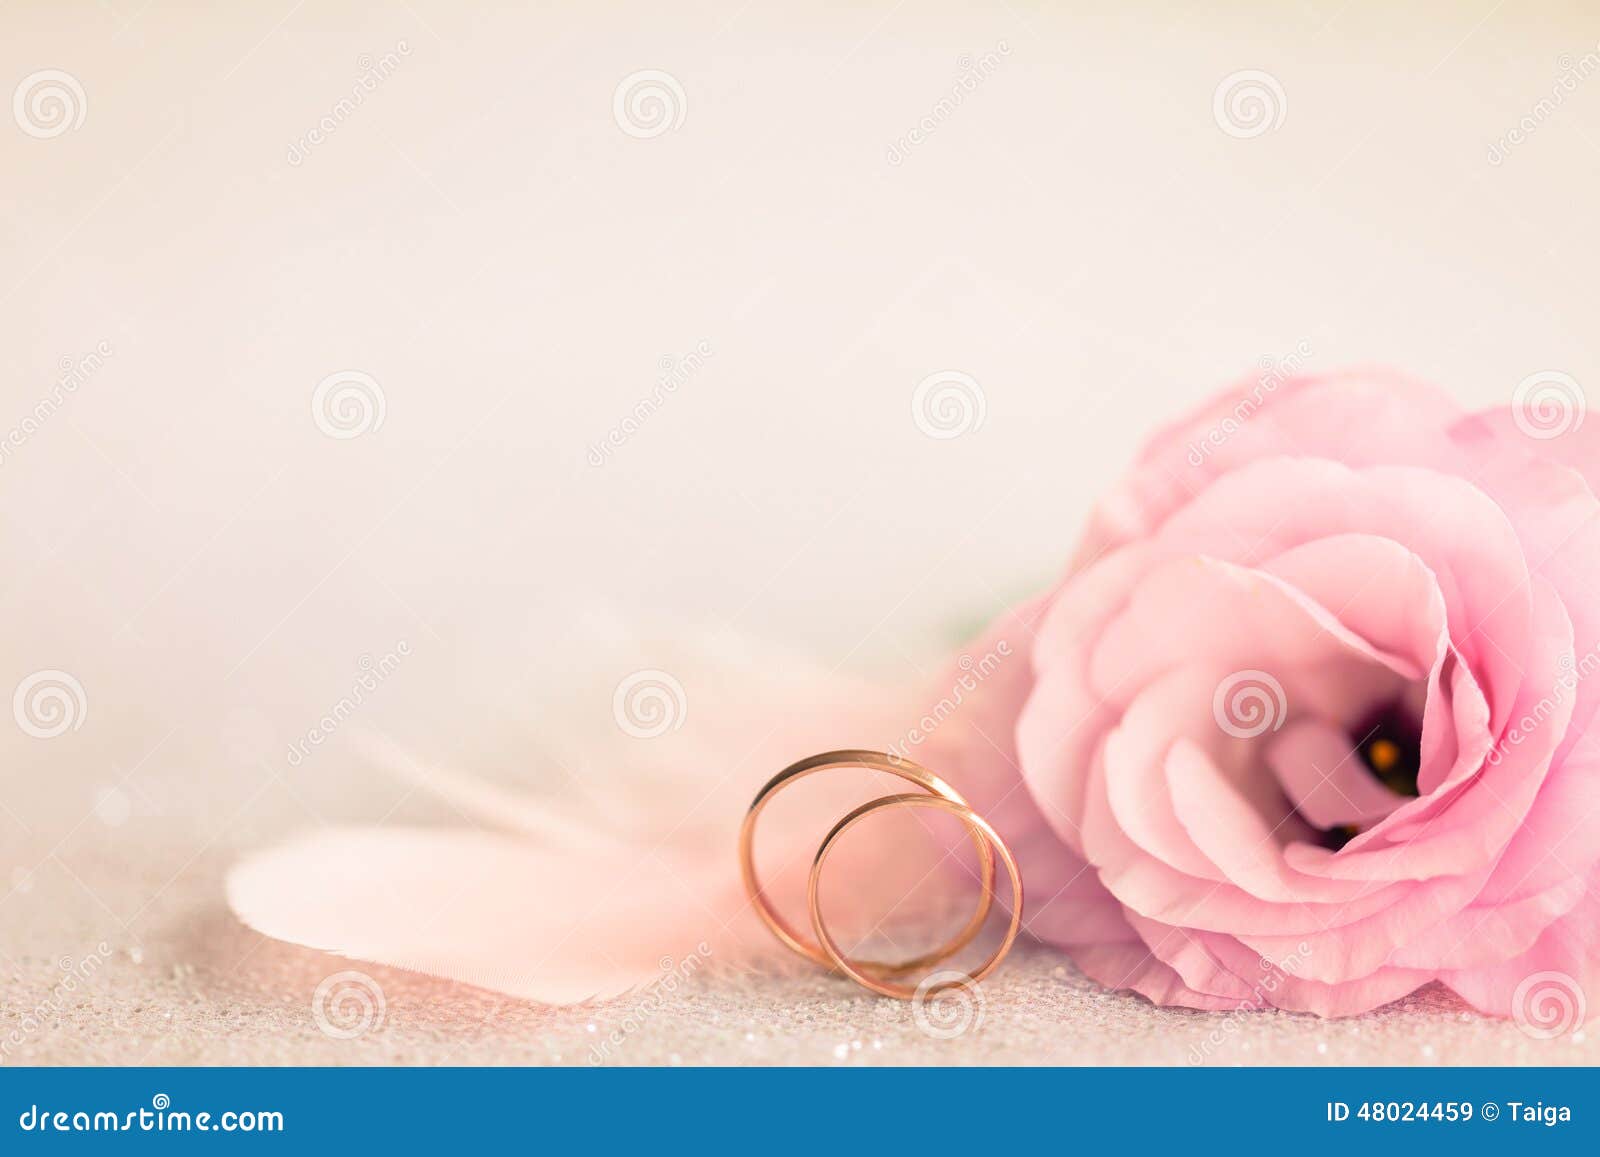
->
[1444,869,1600,1026]
[1452,410,1600,763]
[1194,928,1433,1018]
[1016,546,1152,851]
[1069,940,1255,1012]
[1080,369,1465,560]
[1455,404,1600,498]
[1156,458,1531,736]
[1477,733,1600,905]
[1388,874,1589,972]
[1088,553,1421,702]
[1267,719,1408,831]
[1083,722,1407,936]
[1261,534,1446,675]
[1168,737,1372,904]
[1285,577,1573,881]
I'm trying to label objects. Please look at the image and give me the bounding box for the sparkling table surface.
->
[4,823,1593,1067]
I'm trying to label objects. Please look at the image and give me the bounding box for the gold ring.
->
[739,749,996,978]
[808,792,1023,1000]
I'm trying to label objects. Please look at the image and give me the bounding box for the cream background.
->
[3,0,1599,1064]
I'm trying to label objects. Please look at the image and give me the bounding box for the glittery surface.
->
[4,825,1593,1066]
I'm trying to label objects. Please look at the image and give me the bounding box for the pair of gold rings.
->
[738,749,1022,999]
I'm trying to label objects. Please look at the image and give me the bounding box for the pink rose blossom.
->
[928,370,1600,1020]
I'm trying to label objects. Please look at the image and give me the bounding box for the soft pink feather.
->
[226,617,990,1002]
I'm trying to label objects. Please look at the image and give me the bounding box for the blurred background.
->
[2,1,1598,1063]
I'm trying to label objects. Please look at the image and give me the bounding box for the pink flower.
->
[930,370,1600,1020]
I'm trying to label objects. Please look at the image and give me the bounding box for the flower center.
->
[1318,707,1421,851]
[1357,721,1420,799]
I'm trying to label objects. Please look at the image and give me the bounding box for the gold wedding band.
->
[808,792,1023,1000]
[739,749,1020,998]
